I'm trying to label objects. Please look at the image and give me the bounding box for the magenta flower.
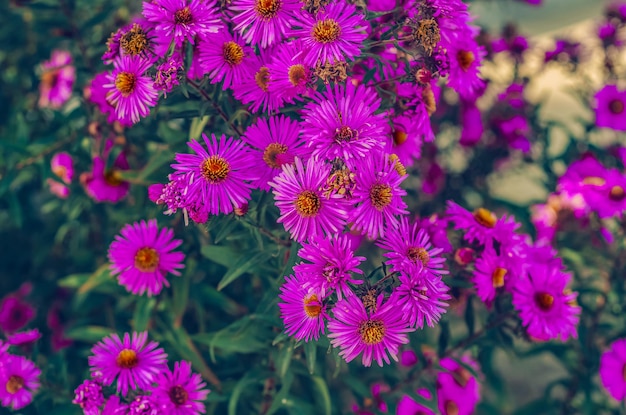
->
[102,395,129,414]
[103,55,158,125]
[88,331,168,396]
[595,85,626,131]
[393,271,450,329]
[0,295,35,333]
[512,264,580,341]
[377,216,447,278]
[585,169,626,219]
[172,134,257,215]
[199,29,254,90]
[6,329,41,346]
[73,378,105,415]
[232,50,285,113]
[152,361,210,414]
[269,157,347,242]
[459,101,483,146]
[328,294,413,367]
[302,83,387,166]
[154,54,184,95]
[129,395,160,413]
[142,0,221,49]
[278,274,327,342]
[472,249,512,304]
[388,114,423,166]
[108,219,185,297]
[436,357,481,415]
[230,0,300,48]
[350,154,408,239]
[498,115,531,153]
[397,389,435,415]
[47,152,74,199]
[82,149,131,203]
[600,338,626,400]
[103,20,156,64]
[291,1,367,65]
[241,115,307,191]
[446,35,486,100]
[267,40,313,102]
[0,355,41,410]
[446,201,518,246]
[38,50,75,109]
[294,234,365,299]
[88,72,132,127]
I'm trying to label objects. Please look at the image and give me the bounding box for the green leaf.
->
[228,371,260,415]
[193,315,271,360]
[133,296,156,332]
[65,325,113,343]
[438,320,450,356]
[311,376,332,415]
[276,340,295,379]
[189,115,210,140]
[217,251,266,291]
[464,296,475,335]
[304,341,317,375]
[406,389,438,412]
[200,245,238,268]
[266,371,295,415]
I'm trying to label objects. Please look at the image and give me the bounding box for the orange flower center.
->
[457,50,475,71]
[408,247,430,266]
[255,0,281,18]
[492,267,507,288]
[255,66,270,92]
[534,292,555,312]
[358,319,386,345]
[610,185,626,201]
[393,130,408,146]
[288,64,307,86]
[115,71,137,96]
[609,99,625,115]
[5,375,24,395]
[104,169,124,186]
[174,7,193,24]
[295,190,321,217]
[444,400,459,415]
[262,143,288,169]
[582,176,606,186]
[201,156,230,183]
[312,18,341,43]
[52,165,68,180]
[334,126,356,143]
[120,24,149,56]
[369,183,392,211]
[473,207,497,228]
[116,349,139,369]
[303,294,322,318]
[223,41,244,66]
[169,385,189,405]
[413,18,440,54]
[135,247,159,272]
[452,367,471,387]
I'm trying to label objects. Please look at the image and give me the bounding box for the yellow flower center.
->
[115,71,137,96]
[393,130,408,146]
[422,86,437,116]
[288,64,307,86]
[534,292,555,312]
[255,66,270,92]
[5,375,24,395]
[456,50,475,72]
[262,143,288,169]
[303,294,322,318]
[582,176,606,186]
[116,349,139,369]
[444,400,459,415]
[295,190,321,217]
[389,154,406,176]
[473,207,497,228]
[358,319,386,345]
[52,165,68,180]
[120,24,149,56]
[201,156,230,183]
[255,0,281,18]
[413,18,440,55]
[369,183,392,211]
[312,18,341,43]
[223,41,244,66]
[610,185,626,201]
[408,247,430,266]
[174,6,193,24]
[334,126,356,143]
[134,247,159,272]
[492,267,507,288]
[169,385,189,405]
[104,169,124,187]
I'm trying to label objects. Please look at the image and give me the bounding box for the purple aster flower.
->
[584,168,626,219]
[108,219,185,297]
[89,332,167,396]
[388,114,422,166]
[82,148,131,204]
[497,115,531,153]
[0,295,35,333]
[0,355,40,410]
[278,274,328,342]
[128,395,160,414]
[598,21,621,48]
[232,50,285,113]
[459,101,483,146]
[393,271,450,328]
[48,151,73,199]
[472,248,513,304]
[302,82,387,167]
[102,395,129,414]
[446,35,486,100]
[103,55,158,125]
[142,0,221,49]
[154,53,183,95]
[446,201,519,247]
[397,389,435,415]
[172,134,257,215]
[290,1,367,65]
[544,39,581,64]
[198,29,254,90]
[377,216,448,278]
[73,378,105,415]
[267,40,312,102]
[242,115,307,191]
[230,0,300,48]
[151,361,210,414]
[151,174,191,216]
[104,20,157,63]
[294,234,365,299]
[328,294,413,367]
[512,264,580,341]
[269,157,347,243]
[88,72,131,127]
[38,50,75,109]
[595,85,626,131]
[350,154,408,239]
[437,356,481,415]
[6,329,41,346]
[600,338,626,401]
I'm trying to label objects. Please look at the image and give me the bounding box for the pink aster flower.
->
[88,72,131,127]
[291,1,367,65]
[103,20,157,64]
[129,395,160,414]
[512,264,580,341]
[472,249,514,304]
[595,85,626,131]
[278,274,327,342]
[88,331,168,396]
[172,134,257,215]
[38,50,75,109]
[294,234,365,299]
[230,0,300,48]
[47,152,74,198]
[267,40,313,102]
[108,219,185,297]
[269,157,347,242]
[377,216,447,278]
[199,29,254,90]
[0,355,40,410]
[73,378,105,415]
[232,50,285,113]
[103,55,158,125]
[388,114,423,166]
[242,115,307,191]
[437,357,481,415]
[302,83,387,167]
[102,395,129,414]
[446,201,518,247]
[154,53,184,95]
[446,35,486,100]
[152,361,210,414]
[0,294,35,333]
[393,271,450,328]
[350,154,408,239]
[142,0,221,49]
[82,149,131,204]
[397,389,435,415]
[498,115,531,153]
[600,338,626,401]
[328,294,413,367]
[460,101,483,146]
[6,329,41,346]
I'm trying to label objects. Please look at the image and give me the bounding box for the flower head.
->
[108,219,185,297]
[595,85,626,131]
[0,295,35,333]
[7,329,41,346]
[267,40,313,102]
[446,201,518,247]
[82,148,131,203]
[278,274,328,342]
[393,271,450,328]
[230,0,300,48]
[436,357,481,415]
[600,338,626,401]
[152,361,210,414]
[48,152,74,198]
[73,378,105,415]
[38,50,75,109]
[199,29,254,90]
[0,355,41,410]
[232,49,285,113]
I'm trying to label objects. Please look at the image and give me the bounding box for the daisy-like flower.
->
[445,34,486,100]
[199,30,254,90]
[142,0,221,49]
[88,331,168,396]
[595,85,626,131]
[446,201,519,247]
[512,264,580,341]
[232,50,285,113]
[291,1,367,65]
[278,274,327,342]
[108,219,185,297]
[393,271,450,328]
[48,152,74,199]
[377,216,447,278]
[230,0,300,48]
[397,389,435,415]
[38,50,75,109]
[129,395,160,414]
[269,157,347,242]
[328,294,413,367]
[388,114,423,167]
[0,295,35,333]
[294,234,365,299]
[73,378,105,415]
[472,249,514,304]
[104,55,158,125]
[172,134,257,215]
[350,154,408,239]
[267,40,312,102]
[7,329,41,346]
[102,395,129,414]
[600,338,626,400]
[436,356,481,415]
[0,355,41,410]
[302,83,387,167]
[241,115,307,191]
[152,361,210,414]
[82,149,131,204]
[104,20,157,63]
[88,72,132,127]
[585,168,626,219]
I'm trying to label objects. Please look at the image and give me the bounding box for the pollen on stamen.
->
[457,50,475,72]
[358,319,386,345]
[255,67,271,92]
[255,0,281,19]
[369,183,393,211]
[303,294,322,318]
[115,71,137,96]
[491,267,507,288]
[168,385,189,406]
[609,99,625,115]
[222,41,245,66]
[135,247,160,272]
[116,349,139,369]
[534,292,555,312]
[263,143,288,169]
[312,18,341,43]
[201,156,230,183]
[295,190,322,217]
[5,375,25,395]
[288,64,307,87]
[473,207,497,228]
